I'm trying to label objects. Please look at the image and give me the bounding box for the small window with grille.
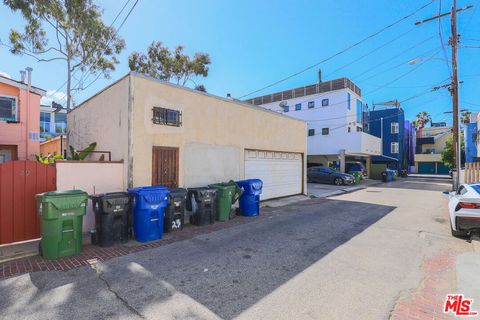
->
[152,107,182,127]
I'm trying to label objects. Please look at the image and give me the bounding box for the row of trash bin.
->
[35,179,263,260]
[381,169,398,182]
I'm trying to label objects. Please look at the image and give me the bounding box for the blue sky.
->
[0,0,479,123]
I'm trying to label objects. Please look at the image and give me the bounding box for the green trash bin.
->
[348,171,361,185]
[208,181,243,221]
[36,190,88,259]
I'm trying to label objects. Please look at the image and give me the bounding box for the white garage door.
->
[244,149,303,200]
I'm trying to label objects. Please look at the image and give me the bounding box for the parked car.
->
[307,166,355,186]
[345,162,367,179]
[444,183,480,238]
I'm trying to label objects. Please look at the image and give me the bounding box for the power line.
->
[438,0,453,77]
[323,26,417,79]
[72,0,139,93]
[348,35,436,81]
[306,77,450,124]
[354,46,441,83]
[50,0,137,105]
[237,0,436,99]
[279,48,442,113]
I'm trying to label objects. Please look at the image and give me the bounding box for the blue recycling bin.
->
[127,186,170,242]
[236,179,263,216]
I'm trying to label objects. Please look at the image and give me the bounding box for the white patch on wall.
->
[184,143,240,187]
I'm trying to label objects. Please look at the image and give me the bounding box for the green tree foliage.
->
[3,0,125,109]
[461,111,472,124]
[128,41,211,86]
[441,135,465,168]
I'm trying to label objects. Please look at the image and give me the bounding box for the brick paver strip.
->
[390,250,460,320]
[0,199,325,279]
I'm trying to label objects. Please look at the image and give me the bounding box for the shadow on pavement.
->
[0,198,396,320]
[373,178,452,192]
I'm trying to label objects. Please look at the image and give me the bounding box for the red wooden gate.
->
[0,160,56,245]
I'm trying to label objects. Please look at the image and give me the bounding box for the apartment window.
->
[391,142,399,154]
[308,129,315,136]
[391,122,399,134]
[322,128,329,135]
[40,112,51,133]
[356,126,362,132]
[322,99,329,107]
[356,100,363,123]
[347,93,351,110]
[152,107,182,126]
[308,101,315,109]
[348,127,351,133]
[295,103,301,111]
[0,96,17,122]
[283,105,289,112]
[54,113,67,134]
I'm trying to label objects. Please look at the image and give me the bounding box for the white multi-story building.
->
[245,76,381,173]
[40,103,67,141]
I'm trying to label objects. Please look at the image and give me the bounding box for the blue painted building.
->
[365,107,405,170]
[464,122,478,163]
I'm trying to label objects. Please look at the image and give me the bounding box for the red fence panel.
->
[0,160,56,245]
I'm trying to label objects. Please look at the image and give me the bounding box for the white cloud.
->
[0,71,11,79]
[41,90,67,106]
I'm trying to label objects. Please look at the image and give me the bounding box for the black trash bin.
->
[187,187,217,226]
[89,192,131,247]
[165,188,187,233]
[381,171,388,182]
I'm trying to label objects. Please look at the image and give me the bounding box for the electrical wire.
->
[50,0,137,105]
[438,0,453,77]
[237,0,436,99]
[259,49,442,115]
[323,26,417,79]
[72,0,139,93]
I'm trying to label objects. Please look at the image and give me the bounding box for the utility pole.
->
[415,1,473,189]
[450,0,461,190]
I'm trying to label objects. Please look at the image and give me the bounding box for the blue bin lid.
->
[127,186,169,193]
[237,179,263,192]
[128,186,170,205]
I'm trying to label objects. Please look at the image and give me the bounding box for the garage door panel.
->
[245,150,302,200]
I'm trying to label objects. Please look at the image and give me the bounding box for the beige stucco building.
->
[414,126,452,174]
[67,72,307,200]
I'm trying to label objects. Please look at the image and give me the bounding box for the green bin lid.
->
[42,190,88,197]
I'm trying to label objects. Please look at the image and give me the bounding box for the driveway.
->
[0,177,476,319]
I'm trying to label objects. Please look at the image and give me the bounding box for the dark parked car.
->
[307,166,355,186]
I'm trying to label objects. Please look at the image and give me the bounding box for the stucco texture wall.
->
[131,74,306,188]
[67,76,130,185]
[56,161,124,232]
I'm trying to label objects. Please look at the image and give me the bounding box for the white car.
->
[445,183,480,238]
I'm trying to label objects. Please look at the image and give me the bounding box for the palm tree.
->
[415,111,432,128]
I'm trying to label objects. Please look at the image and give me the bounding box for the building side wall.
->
[67,76,130,187]
[131,75,307,188]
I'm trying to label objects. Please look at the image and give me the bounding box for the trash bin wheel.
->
[38,241,43,257]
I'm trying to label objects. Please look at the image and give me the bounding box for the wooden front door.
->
[152,147,179,188]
